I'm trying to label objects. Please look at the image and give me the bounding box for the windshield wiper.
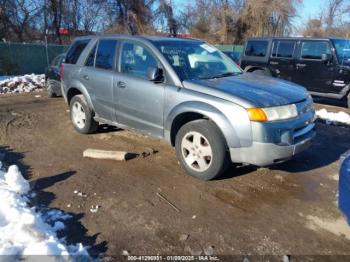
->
[199,72,240,80]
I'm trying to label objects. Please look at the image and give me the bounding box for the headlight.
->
[247,104,298,122]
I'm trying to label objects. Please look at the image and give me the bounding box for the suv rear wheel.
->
[70,95,99,134]
[175,119,229,180]
[47,80,56,97]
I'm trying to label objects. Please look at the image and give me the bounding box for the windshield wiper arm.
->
[199,72,240,80]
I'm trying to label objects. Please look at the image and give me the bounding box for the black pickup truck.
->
[241,37,350,107]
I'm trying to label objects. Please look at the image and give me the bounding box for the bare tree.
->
[301,0,350,37]
[177,0,241,43]
[237,0,301,39]
[3,0,42,42]
[156,0,178,36]
[325,0,345,31]
[178,0,300,44]
[48,0,64,43]
[302,19,324,37]
[105,0,156,35]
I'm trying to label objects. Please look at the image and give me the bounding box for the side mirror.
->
[147,66,164,82]
[321,53,332,62]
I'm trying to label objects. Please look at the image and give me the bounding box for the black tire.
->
[175,119,229,180]
[47,80,56,98]
[251,69,271,76]
[69,95,99,134]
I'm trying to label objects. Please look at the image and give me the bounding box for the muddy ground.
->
[0,92,350,259]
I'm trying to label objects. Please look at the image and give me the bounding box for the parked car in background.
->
[45,53,65,97]
[61,35,315,180]
[241,37,350,108]
[340,150,350,225]
[223,51,241,65]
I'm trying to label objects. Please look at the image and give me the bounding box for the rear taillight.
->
[60,64,64,81]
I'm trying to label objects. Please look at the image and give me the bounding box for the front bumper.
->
[229,129,315,166]
[229,98,316,166]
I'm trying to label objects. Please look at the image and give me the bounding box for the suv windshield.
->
[332,39,350,65]
[154,40,242,81]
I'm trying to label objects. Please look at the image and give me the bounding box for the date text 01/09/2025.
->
[126,255,220,261]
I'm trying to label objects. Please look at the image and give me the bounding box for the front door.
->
[80,39,118,121]
[293,40,335,93]
[115,41,165,137]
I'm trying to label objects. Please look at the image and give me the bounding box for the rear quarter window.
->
[245,40,268,57]
[65,39,90,64]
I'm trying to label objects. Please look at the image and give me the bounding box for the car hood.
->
[183,73,308,108]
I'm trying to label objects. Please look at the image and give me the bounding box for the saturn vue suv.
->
[60,35,316,180]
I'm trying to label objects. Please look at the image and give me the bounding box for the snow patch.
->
[0,74,45,94]
[0,162,89,257]
[4,165,30,194]
[316,108,350,126]
[306,215,350,240]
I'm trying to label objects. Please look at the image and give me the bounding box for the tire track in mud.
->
[0,110,37,142]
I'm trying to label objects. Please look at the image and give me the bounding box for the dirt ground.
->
[0,92,350,259]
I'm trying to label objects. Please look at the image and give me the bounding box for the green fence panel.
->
[215,45,243,53]
[0,43,67,76]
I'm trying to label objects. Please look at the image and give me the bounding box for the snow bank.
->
[316,108,350,126]
[0,74,45,94]
[0,162,89,258]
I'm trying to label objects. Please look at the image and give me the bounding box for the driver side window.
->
[120,42,158,79]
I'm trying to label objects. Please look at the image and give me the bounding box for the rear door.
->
[63,39,90,88]
[268,40,296,81]
[241,40,270,70]
[80,39,118,121]
[114,40,165,137]
[293,40,335,92]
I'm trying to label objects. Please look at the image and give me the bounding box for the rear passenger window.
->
[120,42,158,79]
[271,41,295,58]
[245,41,268,57]
[95,40,118,70]
[65,39,90,64]
[301,41,331,60]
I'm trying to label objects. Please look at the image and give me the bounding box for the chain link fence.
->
[0,42,67,76]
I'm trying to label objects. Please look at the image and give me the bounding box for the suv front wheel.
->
[70,95,99,134]
[175,119,229,180]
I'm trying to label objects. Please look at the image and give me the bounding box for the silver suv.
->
[61,35,316,180]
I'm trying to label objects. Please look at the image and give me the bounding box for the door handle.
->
[296,63,306,68]
[117,81,126,88]
[83,75,89,80]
